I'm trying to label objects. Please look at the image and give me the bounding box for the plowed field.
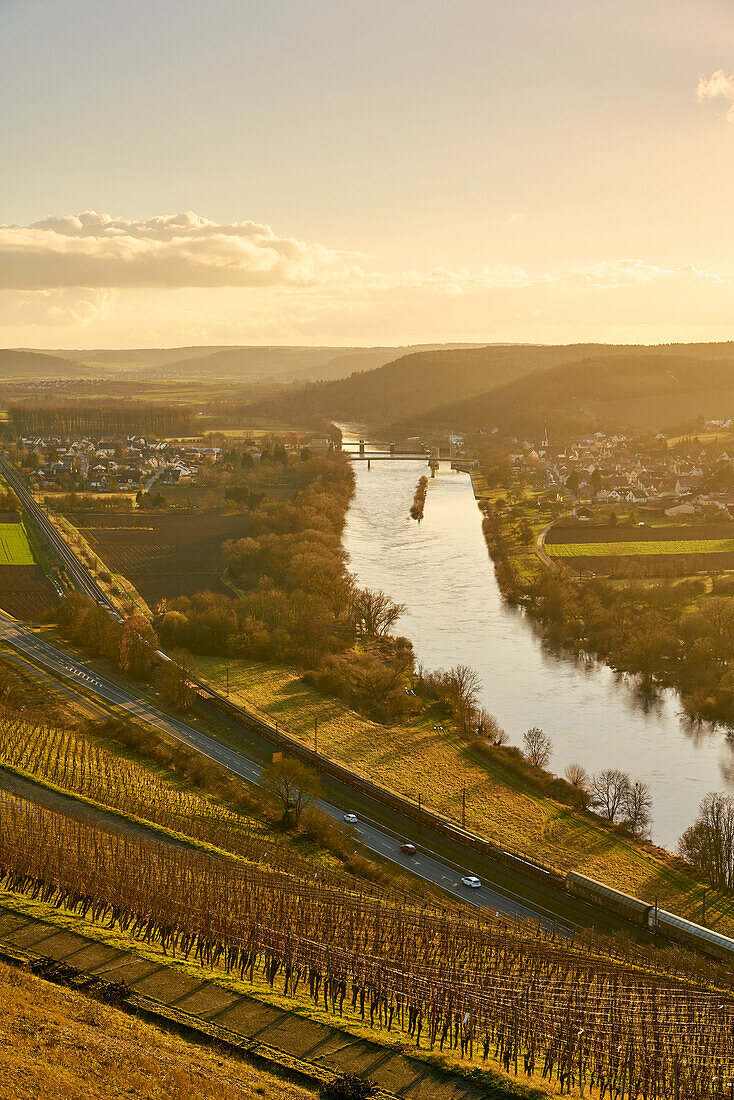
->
[66,513,248,603]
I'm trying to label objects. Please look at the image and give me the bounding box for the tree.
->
[678,791,734,890]
[564,762,589,791]
[523,727,552,769]
[519,518,534,545]
[476,709,507,745]
[261,757,321,827]
[156,648,196,712]
[622,780,652,838]
[588,768,631,822]
[119,614,158,679]
[446,664,482,732]
[352,588,406,637]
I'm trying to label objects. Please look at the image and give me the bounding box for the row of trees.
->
[154,452,422,721]
[8,401,193,438]
[521,729,653,837]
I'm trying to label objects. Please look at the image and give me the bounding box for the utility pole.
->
[462,786,466,829]
[314,717,318,754]
[225,663,229,696]
[702,887,709,926]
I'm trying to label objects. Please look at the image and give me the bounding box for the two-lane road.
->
[0,614,567,927]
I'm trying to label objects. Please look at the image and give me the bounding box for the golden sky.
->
[2,0,734,347]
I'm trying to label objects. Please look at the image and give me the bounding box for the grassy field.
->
[0,957,316,1100]
[0,521,34,565]
[192,655,734,931]
[547,538,734,557]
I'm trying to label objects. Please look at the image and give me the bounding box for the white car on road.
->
[461,875,481,889]
[343,813,358,824]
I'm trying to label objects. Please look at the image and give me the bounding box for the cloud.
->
[695,69,734,122]
[0,288,116,327]
[507,212,524,224]
[0,211,338,290]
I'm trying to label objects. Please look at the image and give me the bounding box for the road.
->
[0,613,566,927]
[536,518,556,568]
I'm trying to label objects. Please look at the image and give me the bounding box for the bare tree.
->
[353,589,406,637]
[622,780,653,838]
[477,709,507,746]
[564,762,589,791]
[589,769,631,822]
[261,757,322,828]
[523,727,552,770]
[678,791,734,890]
[448,664,482,732]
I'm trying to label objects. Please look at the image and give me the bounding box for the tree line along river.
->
[340,432,733,851]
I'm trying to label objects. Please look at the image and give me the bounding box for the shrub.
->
[319,1073,378,1100]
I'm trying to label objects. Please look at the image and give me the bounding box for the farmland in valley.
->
[0,516,58,620]
[66,512,249,602]
[0,565,58,620]
[0,518,34,565]
[546,538,734,557]
[545,522,734,574]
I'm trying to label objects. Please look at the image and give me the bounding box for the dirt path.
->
[0,766,195,852]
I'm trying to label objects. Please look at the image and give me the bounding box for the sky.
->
[2,0,734,348]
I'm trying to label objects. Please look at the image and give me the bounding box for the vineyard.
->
[0,715,369,894]
[2,794,734,1099]
[65,512,249,601]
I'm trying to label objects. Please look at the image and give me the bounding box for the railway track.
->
[0,457,117,613]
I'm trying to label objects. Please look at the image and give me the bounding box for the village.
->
[16,434,222,495]
[512,420,734,520]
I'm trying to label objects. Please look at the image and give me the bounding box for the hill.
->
[397,351,734,437]
[29,343,482,382]
[0,957,316,1100]
[155,343,482,383]
[0,349,89,379]
[253,341,734,437]
[254,344,605,426]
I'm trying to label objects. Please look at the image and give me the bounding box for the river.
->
[341,437,734,851]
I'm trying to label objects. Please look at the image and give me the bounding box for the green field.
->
[547,538,734,558]
[0,523,35,565]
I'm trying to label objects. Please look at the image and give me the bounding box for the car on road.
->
[461,875,481,889]
[343,813,358,824]
[399,843,416,855]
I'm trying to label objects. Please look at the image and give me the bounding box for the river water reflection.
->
[341,440,734,850]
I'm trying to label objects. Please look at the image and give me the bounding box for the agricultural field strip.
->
[0,524,35,566]
[547,538,734,557]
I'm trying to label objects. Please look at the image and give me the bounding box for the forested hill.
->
[254,344,612,426]
[397,352,734,437]
[0,349,88,379]
[255,341,734,436]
